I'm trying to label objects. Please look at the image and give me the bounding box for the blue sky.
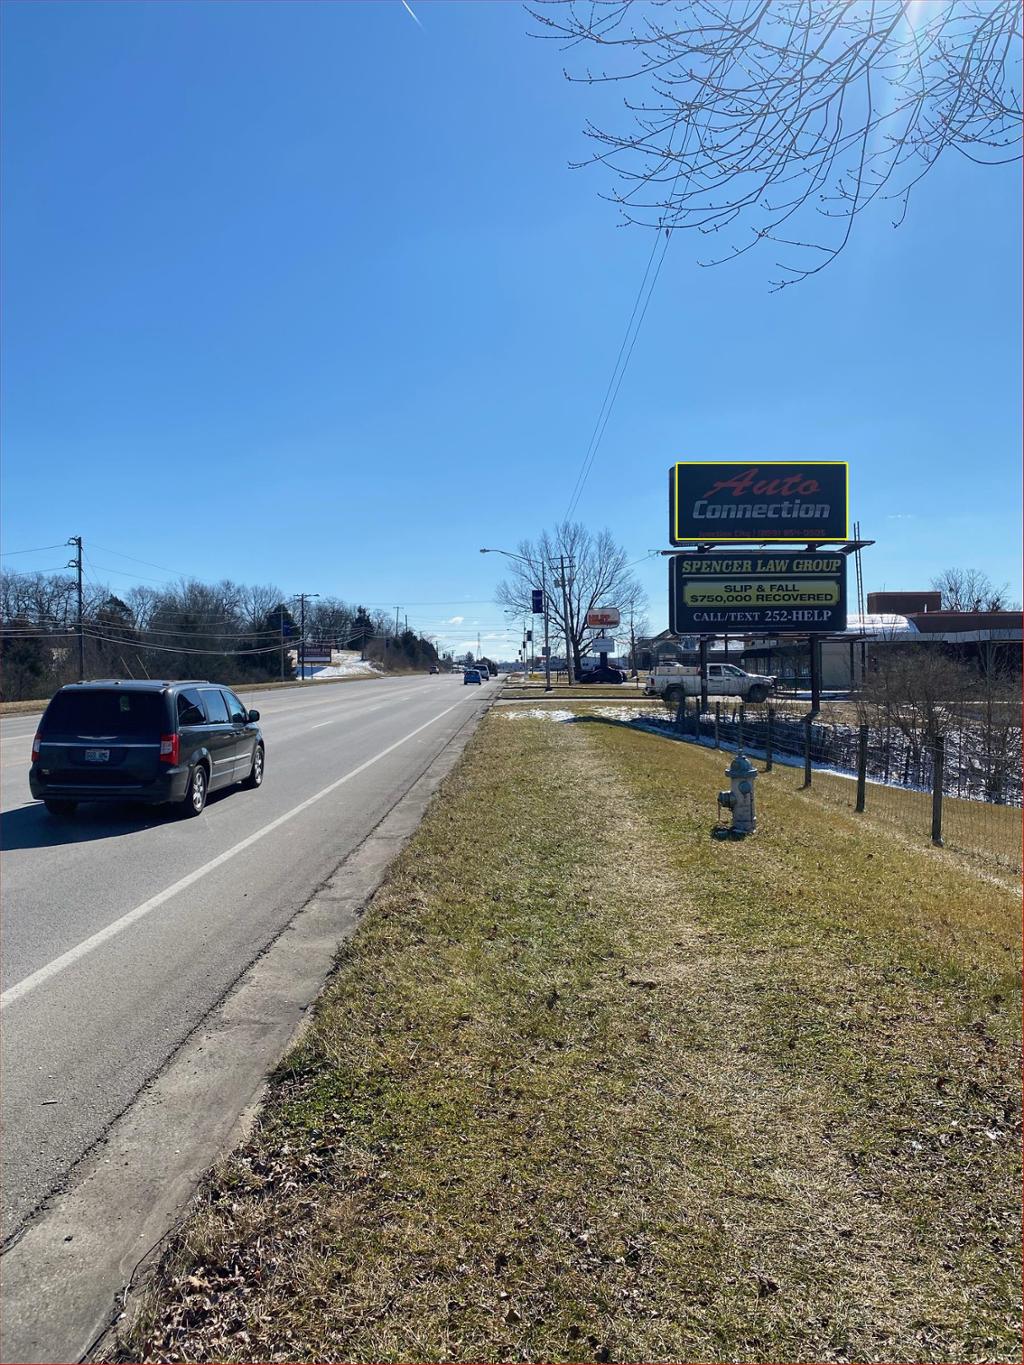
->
[2,0,1020,658]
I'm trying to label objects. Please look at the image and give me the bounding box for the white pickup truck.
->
[644,662,776,705]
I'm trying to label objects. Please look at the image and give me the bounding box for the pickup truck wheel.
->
[664,686,683,707]
[747,685,768,703]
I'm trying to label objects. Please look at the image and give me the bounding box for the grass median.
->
[118,707,1021,1364]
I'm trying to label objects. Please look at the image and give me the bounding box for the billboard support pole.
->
[810,636,822,714]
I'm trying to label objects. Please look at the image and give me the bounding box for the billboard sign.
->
[669,551,847,633]
[669,462,848,544]
[591,636,616,654]
[586,607,621,628]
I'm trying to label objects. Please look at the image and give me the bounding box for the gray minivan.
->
[30,680,264,818]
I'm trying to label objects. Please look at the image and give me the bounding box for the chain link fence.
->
[670,698,1022,873]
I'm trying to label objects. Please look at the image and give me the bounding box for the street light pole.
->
[558,554,574,687]
[481,547,555,691]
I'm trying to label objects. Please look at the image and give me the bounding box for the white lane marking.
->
[307,701,392,732]
[1,695,478,1010]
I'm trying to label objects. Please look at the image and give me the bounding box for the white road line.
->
[0,695,476,1010]
[306,701,394,731]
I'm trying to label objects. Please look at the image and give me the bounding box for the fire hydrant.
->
[717,751,758,837]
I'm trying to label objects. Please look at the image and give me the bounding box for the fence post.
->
[738,703,745,752]
[855,725,868,812]
[931,736,945,846]
[765,706,773,770]
[714,701,721,749]
[674,692,686,734]
[802,716,812,788]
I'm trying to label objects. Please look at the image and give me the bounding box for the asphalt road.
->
[0,674,492,1243]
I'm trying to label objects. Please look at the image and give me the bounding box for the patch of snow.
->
[504,708,576,723]
[298,651,382,680]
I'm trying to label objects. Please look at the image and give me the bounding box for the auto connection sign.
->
[669,461,848,543]
[670,551,847,633]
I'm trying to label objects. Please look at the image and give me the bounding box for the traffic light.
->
[526,630,533,642]
[531,589,544,614]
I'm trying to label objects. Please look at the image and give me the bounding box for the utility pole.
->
[293,592,319,682]
[67,536,84,681]
[558,554,574,686]
[279,604,286,681]
[395,607,401,638]
[541,562,551,692]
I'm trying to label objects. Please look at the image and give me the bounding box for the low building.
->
[635,630,748,672]
[866,590,941,615]
[741,604,1021,691]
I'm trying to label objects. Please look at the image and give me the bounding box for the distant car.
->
[429,665,439,674]
[30,680,264,818]
[463,669,482,685]
[578,665,627,684]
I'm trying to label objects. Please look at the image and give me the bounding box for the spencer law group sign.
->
[669,461,848,544]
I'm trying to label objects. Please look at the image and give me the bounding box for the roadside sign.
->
[592,636,616,653]
[669,462,848,543]
[586,607,621,628]
[669,551,847,633]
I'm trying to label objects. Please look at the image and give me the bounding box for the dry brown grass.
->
[116,711,1021,1364]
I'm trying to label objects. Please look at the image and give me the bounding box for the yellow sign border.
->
[671,461,849,543]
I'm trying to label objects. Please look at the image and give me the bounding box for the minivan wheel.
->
[184,765,208,817]
[243,744,264,789]
[44,799,77,817]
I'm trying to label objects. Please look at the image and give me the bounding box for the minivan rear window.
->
[43,689,167,736]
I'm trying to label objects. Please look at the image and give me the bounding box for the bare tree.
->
[532,1,1021,287]
[858,644,972,782]
[125,585,160,632]
[931,566,1016,611]
[238,582,285,635]
[494,522,646,676]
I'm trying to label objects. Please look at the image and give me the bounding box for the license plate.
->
[84,748,110,763]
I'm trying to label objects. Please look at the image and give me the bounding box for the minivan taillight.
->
[31,732,41,764]
[159,734,179,765]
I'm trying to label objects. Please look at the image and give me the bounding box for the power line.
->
[0,543,68,557]
[561,121,696,524]
[83,631,289,657]
[562,231,663,523]
[563,230,672,523]
[88,561,178,585]
[89,544,191,577]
